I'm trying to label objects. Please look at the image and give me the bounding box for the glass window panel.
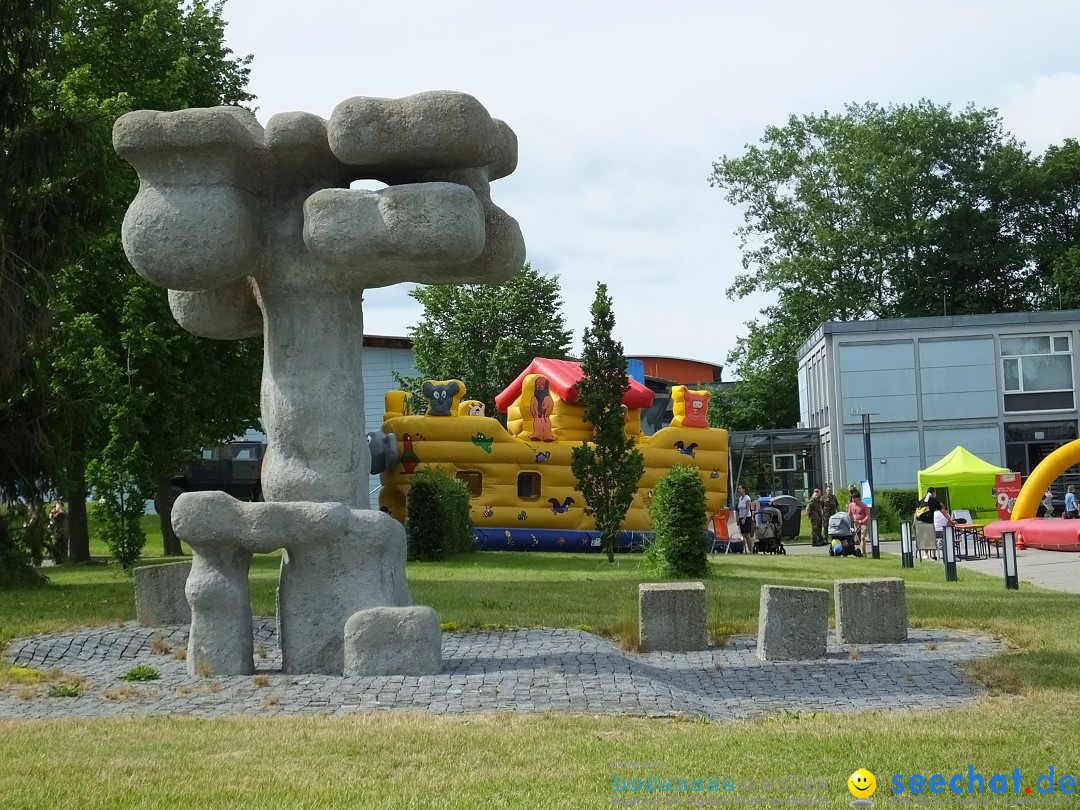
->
[1004,391,1075,412]
[1001,336,1051,356]
[1054,336,1070,353]
[517,472,541,500]
[1022,355,1072,391]
[1003,358,1019,391]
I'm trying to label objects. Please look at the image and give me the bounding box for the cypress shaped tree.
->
[570,283,645,562]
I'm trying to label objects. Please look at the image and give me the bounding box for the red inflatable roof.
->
[495,357,655,413]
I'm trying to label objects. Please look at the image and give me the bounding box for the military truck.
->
[172,440,265,501]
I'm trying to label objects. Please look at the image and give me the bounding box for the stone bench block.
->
[344,606,442,676]
[638,582,707,652]
[756,585,828,661]
[834,577,907,644]
[134,561,192,626]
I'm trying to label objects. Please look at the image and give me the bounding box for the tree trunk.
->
[156,476,184,556]
[66,477,90,563]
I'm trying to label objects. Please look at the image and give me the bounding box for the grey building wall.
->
[363,344,419,498]
[797,311,1080,492]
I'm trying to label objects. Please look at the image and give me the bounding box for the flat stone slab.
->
[134,561,192,626]
[2,619,1003,721]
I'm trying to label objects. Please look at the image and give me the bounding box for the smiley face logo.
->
[847,768,876,799]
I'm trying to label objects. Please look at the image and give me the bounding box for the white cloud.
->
[220,0,1080,363]
[998,72,1080,153]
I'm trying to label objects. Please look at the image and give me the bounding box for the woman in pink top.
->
[847,492,871,557]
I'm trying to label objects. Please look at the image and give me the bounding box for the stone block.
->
[638,582,708,652]
[134,561,192,626]
[344,606,442,676]
[834,578,907,645]
[756,585,828,661]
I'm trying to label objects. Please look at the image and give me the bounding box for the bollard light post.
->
[900,521,914,568]
[943,525,958,582]
[870,518,880,560]
[1002,530,1019,590]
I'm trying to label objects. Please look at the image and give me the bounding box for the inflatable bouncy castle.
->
[376,358,728,551]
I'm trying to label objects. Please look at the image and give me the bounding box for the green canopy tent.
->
[917,446,1010,515]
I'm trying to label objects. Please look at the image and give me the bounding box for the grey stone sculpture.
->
[113,92,524,676]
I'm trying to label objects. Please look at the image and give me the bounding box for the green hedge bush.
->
[644,465,709,578]
[406,467,475,561]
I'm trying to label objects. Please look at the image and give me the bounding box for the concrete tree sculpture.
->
[113,92,524,675]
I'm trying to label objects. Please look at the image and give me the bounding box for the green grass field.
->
[2,531,1079,809]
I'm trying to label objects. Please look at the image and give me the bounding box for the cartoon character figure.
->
[422,379,463,416]
[671,386,711,428]
[674,440,698,458]
[682,391,710,428]
[529,375,556,442]
[471,432,494,453]
[399,433,419,474]
[458,400,485,417]
[548,496,574,514]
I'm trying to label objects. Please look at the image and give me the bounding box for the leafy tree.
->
[0,0,113,579]
[1035,139,1080,307]
[710,101,1039,429]
[1,0,260,567]
[406,263,572,416]
[570,283,645,563]
[644,465,709,579]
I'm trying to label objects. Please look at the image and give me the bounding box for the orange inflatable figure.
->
[530,375,556,441]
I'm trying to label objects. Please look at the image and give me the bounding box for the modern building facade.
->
[797,311,1080,493]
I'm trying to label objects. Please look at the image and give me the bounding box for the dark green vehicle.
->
[172,441,265,501]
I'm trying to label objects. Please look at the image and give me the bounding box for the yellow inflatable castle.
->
[377,358,728,551]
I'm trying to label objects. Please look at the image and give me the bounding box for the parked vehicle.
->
[172,441,265,501]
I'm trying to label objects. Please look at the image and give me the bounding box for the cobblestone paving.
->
[1,620,1003,720]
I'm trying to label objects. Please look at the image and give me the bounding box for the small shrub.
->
[644,465,709,579]
[252,674,269,688]
[877,488,920,527]
[48,683,80,698]
[406,467,475,561]
[122,664,159,682]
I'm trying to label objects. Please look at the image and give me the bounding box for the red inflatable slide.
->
[982,518,1080,552]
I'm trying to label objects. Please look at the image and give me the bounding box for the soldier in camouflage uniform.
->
[806,488,826,546]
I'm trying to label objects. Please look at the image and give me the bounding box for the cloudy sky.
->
[219,0,1080,371]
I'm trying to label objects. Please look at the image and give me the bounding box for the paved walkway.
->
[2,619,1002,720]
[782,539,1080,594]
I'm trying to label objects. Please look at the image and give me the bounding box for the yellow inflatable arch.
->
[1011,438,1080,520]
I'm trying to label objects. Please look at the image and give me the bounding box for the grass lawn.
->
[2,538,1079,809]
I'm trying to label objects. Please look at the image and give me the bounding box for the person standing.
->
[822,485,839,523]
[48,502,68,564]
[806,488,825,546]
[1041,488,1055,518]
[1066,485,1078,519]
[847,491,871,557]
[736,484,755,553]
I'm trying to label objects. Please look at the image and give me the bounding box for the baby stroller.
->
[753,506,786,554]
[827,512,862,557]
